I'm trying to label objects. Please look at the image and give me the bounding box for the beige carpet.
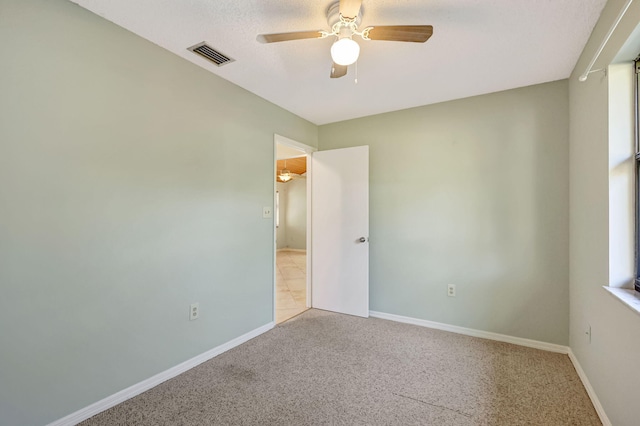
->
[81,309,600,425]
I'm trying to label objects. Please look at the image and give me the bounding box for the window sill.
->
[603,286,640,316]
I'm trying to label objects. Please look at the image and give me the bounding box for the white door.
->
[311,145,369,317]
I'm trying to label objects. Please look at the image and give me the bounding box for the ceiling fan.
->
[277,159,305,183]
[257,0,434,79]
[278,159,294,182]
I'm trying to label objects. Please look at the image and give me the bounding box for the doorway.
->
[272,136,370,322]
[274,135,315,323]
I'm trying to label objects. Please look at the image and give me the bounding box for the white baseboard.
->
[276,248,306,253]
[48,313,609,426]
[369,311,569,354]
[48,322,275,426]
[568,349,611,426]
[369,311,609,425]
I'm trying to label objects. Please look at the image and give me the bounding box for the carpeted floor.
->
[81,309,600,425]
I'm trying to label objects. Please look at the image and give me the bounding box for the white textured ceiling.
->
[72,0,607,125]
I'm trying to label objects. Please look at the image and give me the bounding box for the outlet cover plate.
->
[190,303,199,321]
[447,284,456,297]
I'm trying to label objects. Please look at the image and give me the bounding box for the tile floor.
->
[276,250,308,324]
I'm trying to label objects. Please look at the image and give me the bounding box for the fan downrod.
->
[327,1,362,29]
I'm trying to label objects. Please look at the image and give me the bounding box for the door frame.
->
[273,134,317,321]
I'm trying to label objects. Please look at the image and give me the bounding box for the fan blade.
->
[330,63,347,79]
[365,25,433,43]
[339,0,362,19]
[257,30,324,43]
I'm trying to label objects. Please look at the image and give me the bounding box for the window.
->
[635,57,640,292]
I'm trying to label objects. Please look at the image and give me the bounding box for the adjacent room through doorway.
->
[275,143,309,323]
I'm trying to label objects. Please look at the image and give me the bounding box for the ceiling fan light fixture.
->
[279,168,292,182]
[331,37,360,66]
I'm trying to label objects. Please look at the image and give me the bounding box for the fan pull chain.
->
[355,61,358,84]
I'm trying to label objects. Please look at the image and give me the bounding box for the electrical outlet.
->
[190,303,199,321]
[585,324,591,343]
[447,284,456,297]
[262,206,273,218]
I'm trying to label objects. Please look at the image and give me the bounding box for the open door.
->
[311,146,369,318]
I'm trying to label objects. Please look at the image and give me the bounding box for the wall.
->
[319,80,570,345]
[569,0,640,424]
[0,1,317,425]
[4,0,638,424]
[275,179,306,250]
[284,178,307,250]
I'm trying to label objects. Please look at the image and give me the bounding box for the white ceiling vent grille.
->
[188,42,234,67]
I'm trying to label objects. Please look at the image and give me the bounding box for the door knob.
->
[358,237,367,243]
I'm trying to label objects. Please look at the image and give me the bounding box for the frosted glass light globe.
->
[331,38,360,66]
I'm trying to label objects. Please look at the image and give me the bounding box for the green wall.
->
[284,179,307,250]
[0,1,316,425]
[569,0,640,424]
[319,80,570,345]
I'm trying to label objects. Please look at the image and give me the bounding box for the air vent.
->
[188,42,234,67]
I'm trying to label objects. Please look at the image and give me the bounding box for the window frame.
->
[635,57,640,292]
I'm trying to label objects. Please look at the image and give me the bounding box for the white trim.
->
[274,134,317,154]
[603,286,640,316]
[568,349,612,426]
[272,141,277,323]
[276,248,307,253]
[368,311,610,425]
[305,153,312,308]
[48,322,275,426]
[369,311,569,354]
